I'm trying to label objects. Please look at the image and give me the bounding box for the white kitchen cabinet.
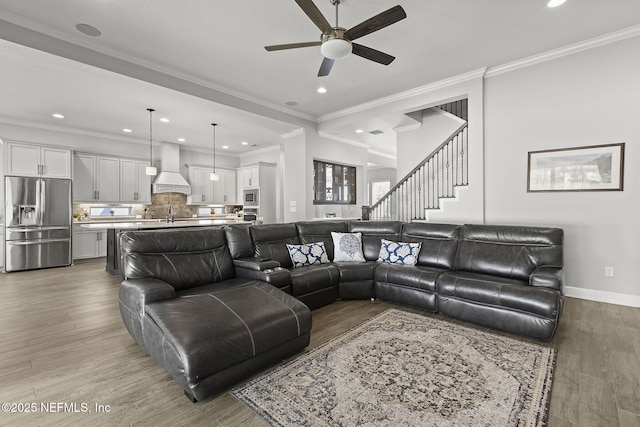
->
[213,169,237,204]
[242,165,259,188]
[73,229,107,260]
[120,159,151,203]
[0,228,4,270]
[73,153,120,202]
[5,141,71,178]
[188,166,237,205]
[239,162,277,223]
[187,166,214,204]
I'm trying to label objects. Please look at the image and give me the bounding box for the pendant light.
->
[210,123,219,181]
[145,108,157,176]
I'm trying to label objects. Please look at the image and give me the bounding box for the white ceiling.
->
[1,0,639,158]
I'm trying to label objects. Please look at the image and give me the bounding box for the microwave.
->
[243,189,259,206]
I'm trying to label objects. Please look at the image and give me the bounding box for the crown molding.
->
[486,24,640,78]
[0,116,148,145]
[317,68,487,123]
[317,131,371,150]
[238,144,281,160]
[281,127,305,139]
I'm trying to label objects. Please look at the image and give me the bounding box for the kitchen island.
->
[77,218,248,275]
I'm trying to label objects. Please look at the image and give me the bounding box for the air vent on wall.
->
[369,130,384,135]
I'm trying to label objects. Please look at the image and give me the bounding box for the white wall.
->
[484,35,640,302]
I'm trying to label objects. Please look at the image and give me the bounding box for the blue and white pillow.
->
[331,232,366,262]
[377,239,422,265]
[286,242,330,268]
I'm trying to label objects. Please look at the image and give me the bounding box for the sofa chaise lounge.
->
[118,220,564,401]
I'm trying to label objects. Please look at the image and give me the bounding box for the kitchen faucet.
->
[168,205,175,222]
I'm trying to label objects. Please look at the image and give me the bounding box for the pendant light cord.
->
[147,108,155,166]
[212,123,217,173]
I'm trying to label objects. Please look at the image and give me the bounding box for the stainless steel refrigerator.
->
[5,176,72,272]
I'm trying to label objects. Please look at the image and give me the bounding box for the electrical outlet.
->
[605,267,614,277]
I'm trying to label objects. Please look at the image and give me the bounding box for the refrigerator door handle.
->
[8,238,70,246]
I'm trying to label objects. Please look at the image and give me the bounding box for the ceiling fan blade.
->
[295,0,333,34]
[265,41,321,51]
[318,57,335,77]
[352,43,395,65]
[345,5,407,41]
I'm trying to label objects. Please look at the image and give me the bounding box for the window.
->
[313,160,356,205]
[88,206,132,217]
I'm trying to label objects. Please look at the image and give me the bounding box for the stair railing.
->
[367,122,468,222]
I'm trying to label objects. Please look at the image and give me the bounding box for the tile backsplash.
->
[145,193,198,219]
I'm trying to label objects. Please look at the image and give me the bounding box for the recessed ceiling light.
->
[241,141,249,146]
[123,128,132,133]
[160,117,170,123]
[52,113,64,119]
[355,129,364,134]
[177,138,185,142]
[222,145,229,149]
[547,0,566,7]
[285,101,298,107]
[317,87,327,94]
[75,23,102,37]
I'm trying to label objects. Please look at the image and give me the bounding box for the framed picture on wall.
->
[527,143,625,192]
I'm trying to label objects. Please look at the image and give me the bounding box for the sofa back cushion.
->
[455,224,564,280]
[296,220,348,261]
[348,221,403,261]
[224,224,254,259]
[401,222,461,269]
[250,223,300,268]
[120,228,234,291]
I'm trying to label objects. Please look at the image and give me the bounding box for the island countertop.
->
[77,218,249,229]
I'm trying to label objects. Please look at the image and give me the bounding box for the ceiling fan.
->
[265,0,407,76]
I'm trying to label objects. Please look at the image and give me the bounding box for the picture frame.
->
[527,143,625,192]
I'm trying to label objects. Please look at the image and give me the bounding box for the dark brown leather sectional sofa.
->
[118,220,564,402]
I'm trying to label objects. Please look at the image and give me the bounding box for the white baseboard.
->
[564,286,640,308]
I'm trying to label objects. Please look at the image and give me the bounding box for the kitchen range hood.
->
[152,142,192,194]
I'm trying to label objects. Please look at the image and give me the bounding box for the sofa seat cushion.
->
[375,263,443,293]
[438,271,561,319]
[333,261,377,282]
[143,281,311,386]
[289,264,340,297]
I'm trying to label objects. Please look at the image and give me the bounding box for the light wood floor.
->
[1,260,639,426]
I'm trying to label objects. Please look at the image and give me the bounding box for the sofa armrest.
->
[529,267,563,291]
[234,264,292,292]
[118,278,176,345]
[233,257,281,271]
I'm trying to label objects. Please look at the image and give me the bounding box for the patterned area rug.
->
[232,309,555,426]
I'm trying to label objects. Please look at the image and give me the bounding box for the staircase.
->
[366,116,468,222]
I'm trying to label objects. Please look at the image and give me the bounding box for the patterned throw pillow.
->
[331,232,366,262]
[377,239,422,265]
[286,242,330,268]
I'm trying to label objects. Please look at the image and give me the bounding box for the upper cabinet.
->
[73,154,120,202]
[242,165,259,188]
[73,153,150,203]
[120,159,151,203]
[187,166,236,205]
[5,141,71,179]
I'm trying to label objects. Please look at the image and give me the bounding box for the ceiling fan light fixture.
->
[321,38,352,60]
